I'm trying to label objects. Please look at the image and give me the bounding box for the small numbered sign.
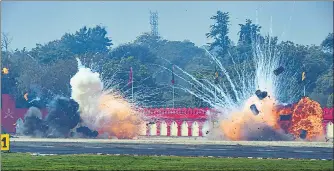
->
[1,134,10,151]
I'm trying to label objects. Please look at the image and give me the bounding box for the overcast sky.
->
[1,1,333,50]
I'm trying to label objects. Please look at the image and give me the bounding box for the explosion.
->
[216,95,325,141]
[70,58,142,139]
[218,94,292,141]
[97,94,142,139]
[18,58,142,139]
[179,38,326,141]
[289,97,324,141]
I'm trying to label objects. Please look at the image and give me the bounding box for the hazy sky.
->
[1,1,333,50]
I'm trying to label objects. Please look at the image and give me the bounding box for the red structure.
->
[323,108,334,134]
[141,108,210,136]
[1,94,47,133]
[1,94,333,137]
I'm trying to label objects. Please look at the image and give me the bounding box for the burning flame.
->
[97,94,142,139]
[289,97,324,141]
[219,95,280,140]
[218,95,325,141]
[2,67,9,74]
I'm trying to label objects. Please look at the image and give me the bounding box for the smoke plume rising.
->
[70,58,142,139]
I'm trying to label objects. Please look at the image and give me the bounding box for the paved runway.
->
[9,139,334,160]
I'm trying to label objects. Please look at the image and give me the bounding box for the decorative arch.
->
[326,122,333,139]
[202,121,210,137]
[160,121,167,136]
[181,121,188,136]
[170,121,178,136]
[149,123,157,136]
[192,121,199,137]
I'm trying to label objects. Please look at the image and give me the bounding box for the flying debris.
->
[300,129,307,139]
[2,67,9,74]
[279,114,292,121]
[146,121,155,126]
[255,90,268,100]
[250,104,260,115]
[273,66,284,76]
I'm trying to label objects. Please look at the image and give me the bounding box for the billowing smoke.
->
[19,96,98,138]
[44,96,80,137]
[18,58,140,139]
[70,58,142,139]
[75,126,99,138]
[69,63,105,130]
[20,107,47,137]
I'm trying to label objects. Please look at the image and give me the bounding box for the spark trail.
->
[168,38,302,140]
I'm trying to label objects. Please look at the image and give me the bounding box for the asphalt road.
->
[9,141,334,160]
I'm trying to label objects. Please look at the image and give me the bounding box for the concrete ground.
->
[7,137,333,160]
[10,136,334,148]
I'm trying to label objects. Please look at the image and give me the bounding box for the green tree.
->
[321,33,333,53]
[238,19,261,45]
[134,32,161,49]
[110,43,156,63]
[30,25,113,64]
[310,65,333,107]
[206,11,231,57]
[62,25,113,55]
[234,19,262,62]
[1,32,13,52]
[30,40,72,63]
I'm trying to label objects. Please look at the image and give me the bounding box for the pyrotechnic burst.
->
[19,58,143,139]
[167,35,323,141]
[288,97,324,141]
[70,58,143,139]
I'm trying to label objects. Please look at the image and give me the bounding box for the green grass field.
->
[1,153,333,171]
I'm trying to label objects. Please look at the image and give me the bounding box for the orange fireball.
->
[97,94,142,139]
[289,97,324,141]
[219,94,280,140]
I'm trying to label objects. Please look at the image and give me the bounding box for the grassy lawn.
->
[1,153,333,171]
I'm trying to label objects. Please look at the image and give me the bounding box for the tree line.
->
[1,11,333,108]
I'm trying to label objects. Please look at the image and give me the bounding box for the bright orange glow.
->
[97,94,142,139]
[2,68,9,74]
[219,95,324,141]
[289,97,324,140]
[219,95,279,140]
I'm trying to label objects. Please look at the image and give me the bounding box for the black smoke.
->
[44,96,81,137]
[75,126,98,138]
[20,107,48,137]
[19,96,99,138]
